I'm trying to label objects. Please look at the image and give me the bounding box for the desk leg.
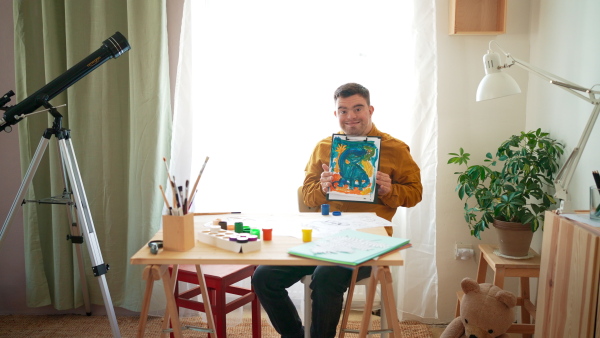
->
[137,265,156,338]
[379,266,402,338]
[195,265,218,338]
[163,265,180,337]
[160,265,183,338]
[358,267,378,338]
[357,266,402,338]
[338,267,360,338]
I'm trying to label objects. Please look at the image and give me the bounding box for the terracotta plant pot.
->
[492,219,534,258]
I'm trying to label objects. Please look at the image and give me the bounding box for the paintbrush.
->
[593,171,600,216]
[158,184,171,211]
[188,156,209,209]
[184,180,189,214]
[163,157,177,207]
[593,170,600,190]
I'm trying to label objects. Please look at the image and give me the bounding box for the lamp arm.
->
[508,56,600,104]
[553,102,600,212]
[485,42,600,212]
[503,52,600,212]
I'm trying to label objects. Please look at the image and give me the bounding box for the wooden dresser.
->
[535,211,600,337]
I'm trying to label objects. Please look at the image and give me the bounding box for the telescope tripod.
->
[0,113,121,337]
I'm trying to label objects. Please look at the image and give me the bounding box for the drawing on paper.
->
[310,235,387,255]
[329,135,380,202]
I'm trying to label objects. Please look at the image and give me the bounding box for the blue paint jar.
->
[321,204,330,215]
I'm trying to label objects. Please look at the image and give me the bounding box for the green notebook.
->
[288,229,410,266]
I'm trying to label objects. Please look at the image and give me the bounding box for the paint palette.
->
[196,229,262,253]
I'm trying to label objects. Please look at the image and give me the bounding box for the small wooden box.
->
[449,0,506,35]
[162,213,195,251]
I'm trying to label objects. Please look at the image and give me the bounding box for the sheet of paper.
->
[288,229,410,266]
[195,212,392,239]
[562,214,600,227]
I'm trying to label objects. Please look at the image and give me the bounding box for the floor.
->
[236,296,531,338]
[253,307,523,338]
[248,307,448,337]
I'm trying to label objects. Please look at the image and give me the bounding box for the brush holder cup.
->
[163,213,195,251]
[590,186,600,220]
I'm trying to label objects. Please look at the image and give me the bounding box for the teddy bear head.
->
[459,277,517,338]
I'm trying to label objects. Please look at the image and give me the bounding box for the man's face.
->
[334,94,374,136]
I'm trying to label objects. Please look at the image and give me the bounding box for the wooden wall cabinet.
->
[449,0,507,35]
[535,212,600,337]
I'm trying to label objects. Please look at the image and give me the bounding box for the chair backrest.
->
[297,186,317,212]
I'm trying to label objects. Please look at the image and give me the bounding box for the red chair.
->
[169,264,261,337]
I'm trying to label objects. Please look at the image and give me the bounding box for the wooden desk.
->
[535,212,600,337]
[130,214,405,338]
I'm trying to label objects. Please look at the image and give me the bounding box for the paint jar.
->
[262,228,273,241]
[302,228,312,242]
[321,204,330,215]
[235,222,244,233]
[250,228,261,239]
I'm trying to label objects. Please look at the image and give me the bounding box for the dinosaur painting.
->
[328,134,381,203]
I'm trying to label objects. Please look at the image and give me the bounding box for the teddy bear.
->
[440,277,517,338]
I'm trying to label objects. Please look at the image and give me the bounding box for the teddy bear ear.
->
[496,290,517,308]
[460,277,480,294]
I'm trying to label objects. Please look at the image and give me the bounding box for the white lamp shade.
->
[476,51,522,101]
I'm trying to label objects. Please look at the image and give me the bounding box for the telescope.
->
[0,31,131,133]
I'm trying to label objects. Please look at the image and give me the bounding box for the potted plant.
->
[448,129,565,257]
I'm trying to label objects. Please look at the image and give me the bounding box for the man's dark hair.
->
[333,83,370,106]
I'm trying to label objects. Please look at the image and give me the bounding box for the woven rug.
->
[0,315,433,337]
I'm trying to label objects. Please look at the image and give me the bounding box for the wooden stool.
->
[455,244,540,338]
[170,264,261,338]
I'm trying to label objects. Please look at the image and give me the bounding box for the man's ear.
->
[333,110,338,117]
[369,105,374,115]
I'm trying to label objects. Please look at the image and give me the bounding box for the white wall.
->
[434,0,532,323]
[527,0,600,211]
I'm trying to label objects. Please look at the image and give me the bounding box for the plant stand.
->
[455,244,540,337]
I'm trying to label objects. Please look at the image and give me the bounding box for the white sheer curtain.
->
[171,0,438,320]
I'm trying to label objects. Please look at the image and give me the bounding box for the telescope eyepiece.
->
[103,32,131,58]
[1,90,15,108]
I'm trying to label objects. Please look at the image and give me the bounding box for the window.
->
[185,0,418,213]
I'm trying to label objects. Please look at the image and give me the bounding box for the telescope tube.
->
[0,32,131,132]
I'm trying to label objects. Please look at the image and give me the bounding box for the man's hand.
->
[376,171,392,196]
[320,163,333,193]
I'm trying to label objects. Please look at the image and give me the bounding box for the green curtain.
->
[13,0,171,311]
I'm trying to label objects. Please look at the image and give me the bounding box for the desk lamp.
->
[476,41,600,213]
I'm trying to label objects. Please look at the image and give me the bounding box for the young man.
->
[252,83,422,338]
